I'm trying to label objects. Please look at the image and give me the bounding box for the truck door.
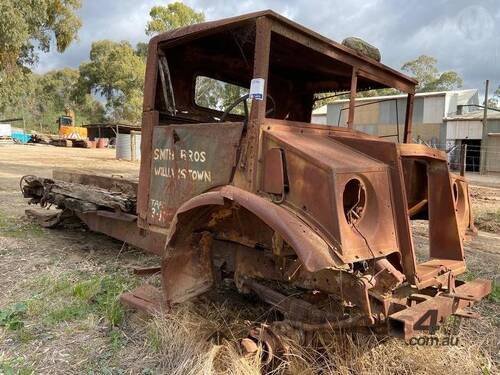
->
[147,122,243,228]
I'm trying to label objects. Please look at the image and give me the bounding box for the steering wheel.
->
[219,94,276,123]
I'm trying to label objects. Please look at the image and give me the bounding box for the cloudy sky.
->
[37,0,500,95]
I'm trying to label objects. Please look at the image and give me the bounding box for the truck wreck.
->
[22,10,490,352]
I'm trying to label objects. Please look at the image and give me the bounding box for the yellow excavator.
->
[56,108,87,140]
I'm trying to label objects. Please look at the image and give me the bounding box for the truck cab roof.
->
[144,10,416,125]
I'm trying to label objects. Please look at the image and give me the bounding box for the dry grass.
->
[475,209,500,233]
[124,299,496,375]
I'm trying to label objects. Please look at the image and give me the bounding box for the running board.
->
[120,284,163,314]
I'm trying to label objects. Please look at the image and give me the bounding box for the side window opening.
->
[194,76,249,115]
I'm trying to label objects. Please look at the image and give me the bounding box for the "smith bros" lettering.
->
[153,148,206,162]
[152,147,211,182]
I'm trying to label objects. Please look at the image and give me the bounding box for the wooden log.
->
[22,176,135,213]
[53,169,138,196]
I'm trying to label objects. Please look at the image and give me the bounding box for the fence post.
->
[459,143,467,176]
[131,131,136,162]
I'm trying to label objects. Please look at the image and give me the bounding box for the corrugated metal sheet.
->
[326,103,348,126]
[311,114,327,124]
[116,133,142,160]
[488,119,500,133]
[486,134,500,172]
[377,98,406,125]
[378,100,395,124]
[413,97,424,124]
[354,101,379,124]
[423,96,445,123]
[116,134,132,160]
[446,120,483,140]
[134,134,142,160]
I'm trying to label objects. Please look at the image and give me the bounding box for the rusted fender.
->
[166,185,345,273]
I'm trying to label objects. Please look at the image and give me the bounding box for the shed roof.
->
[445,109,500,121]
[318,89,478,105]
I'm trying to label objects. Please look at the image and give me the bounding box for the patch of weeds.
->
[459,270,477,282]
[73,274,135,326]
[147,325,162,353]
[85,351,124,375]
[489,282,499,303]
[44,300,91,325]
[441,315,463,335]
[24,272,137,328]
[0,356,33,375]
[109,329,125,351]
[0,212,44,238]
[16,327,37,343]
[73,278,101,301]
[0,302,27,330]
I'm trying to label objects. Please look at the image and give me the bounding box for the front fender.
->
[166,185,345,273]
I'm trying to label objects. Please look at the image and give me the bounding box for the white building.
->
[312,89,479,148]
[445,110,500,173]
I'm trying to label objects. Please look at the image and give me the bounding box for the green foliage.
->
[401,55,463,92]
[0,67,33,115]
[0,0,82,70]
[489,282,499,303]
[44,300,90,324]
[0,212,45,238]
[26,272,136,327]
[78,40,146,124]
[72,275,129,326]
[109,328,125,351]
[0,0,85,127]
[33,68,104,132]
[0,302,27,330]
[0,356,33,375]
[146,2,205,35]
[486,86,500,108]
[135,42,149,60]
[460,270,477,282]
[0,67,105,133]
[195,76,248,115]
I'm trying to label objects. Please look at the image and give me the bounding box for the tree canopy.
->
[78,40,146,124]
[0,0,83,123]
[0,0,82,70]
[145,2,205,35]
[401,55,463,92]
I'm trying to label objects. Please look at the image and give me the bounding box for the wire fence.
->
[426,143,500,175]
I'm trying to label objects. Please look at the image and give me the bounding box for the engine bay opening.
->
[343,178,366,225]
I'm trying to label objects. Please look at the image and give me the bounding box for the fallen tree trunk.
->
[21,175,136,213]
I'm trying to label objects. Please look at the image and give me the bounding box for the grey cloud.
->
[36,0,500,95]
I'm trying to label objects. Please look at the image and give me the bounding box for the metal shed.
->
[313,89,479,147]
[444,110,500,173]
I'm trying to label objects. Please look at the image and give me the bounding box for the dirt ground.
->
[0,144,498,374]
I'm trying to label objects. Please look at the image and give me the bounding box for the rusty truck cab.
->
[133,11,490,338]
